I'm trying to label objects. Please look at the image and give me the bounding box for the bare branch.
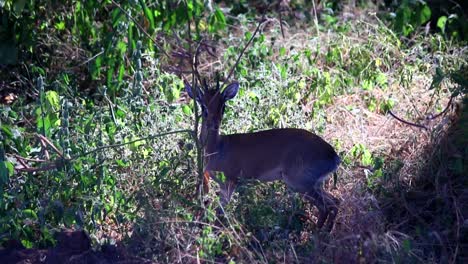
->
[74,129,194,160]
[277,0,286,38]
[36,134,64,158]
[16,164,58,173]
[223,16,266,88]
[426,96,454,120]
[388,110,428,130]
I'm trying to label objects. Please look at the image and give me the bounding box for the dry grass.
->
[97,11,468,264]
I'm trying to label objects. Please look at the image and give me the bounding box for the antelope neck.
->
[204,128,222,158]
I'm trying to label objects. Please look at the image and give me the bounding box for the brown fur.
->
[186,82,341,230]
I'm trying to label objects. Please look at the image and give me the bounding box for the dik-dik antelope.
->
[186,80,340,230]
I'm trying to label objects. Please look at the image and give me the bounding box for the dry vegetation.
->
[1,2,467,264]
[119,13,467,263]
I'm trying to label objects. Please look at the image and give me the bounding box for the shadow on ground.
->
[379,97,468,262]
[0,230,153,264]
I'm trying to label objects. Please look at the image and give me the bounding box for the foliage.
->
[0,0,467,263]
[386,0,468,40]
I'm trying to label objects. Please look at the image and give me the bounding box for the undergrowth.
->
[1,1,467,263]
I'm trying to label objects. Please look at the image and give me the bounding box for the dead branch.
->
[388,110,428,130]
[426,96,454,120]
[223,16,266,87]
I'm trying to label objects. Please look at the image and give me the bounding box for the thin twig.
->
[78,50,104,66]
[222,16,266,88]
[14,129,195,173]
[12,154,47,163]
[186,1,207,202]
[16,163,58,172]
[277,0,285,38]
[38,137,50,160]
[311,0,320,36]
[15,156,30,169]
[426,96,454,120]
[36,134,64,158]
[74,129,194,160]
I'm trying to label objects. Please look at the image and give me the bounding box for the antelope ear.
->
[185,82,202,103]
[222,82,239,101]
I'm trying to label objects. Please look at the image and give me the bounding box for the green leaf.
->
[1,125,13,138]
[115,159,128,167]
[418,5,431,25]
[141,2,155,30]
[182,105,192,116]
[165,84,181,103]
[6,161,13,176]
[0,159,9,190]
[361,149,373,166]
[362,79,374,91]
[111,8,124,28]
[244,31,252,41]
[36,112,51,136]
[248,91,259,104]
[117,41,127,55]
[55,21,66,31]
[106,122,117,141]
[118,64,125,82]
[21,240,33,249]
[381,98,395,114]
[46,91,60,110]
[13,0,26,15]
[279,47,286,57]
[214,7,226,28]
[115,109,126,119]
[84,114,96,134]
[430,67,445,89]
[375,72,388,87]
[23,209,38,219]
[437,16,448,33]
[107,63,114,87]
[128,25,134,51]
[186,0,194,16]
[217,172,226,183]
[91,55,102,80]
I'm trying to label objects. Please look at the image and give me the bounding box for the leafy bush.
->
[1,0,467,263]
